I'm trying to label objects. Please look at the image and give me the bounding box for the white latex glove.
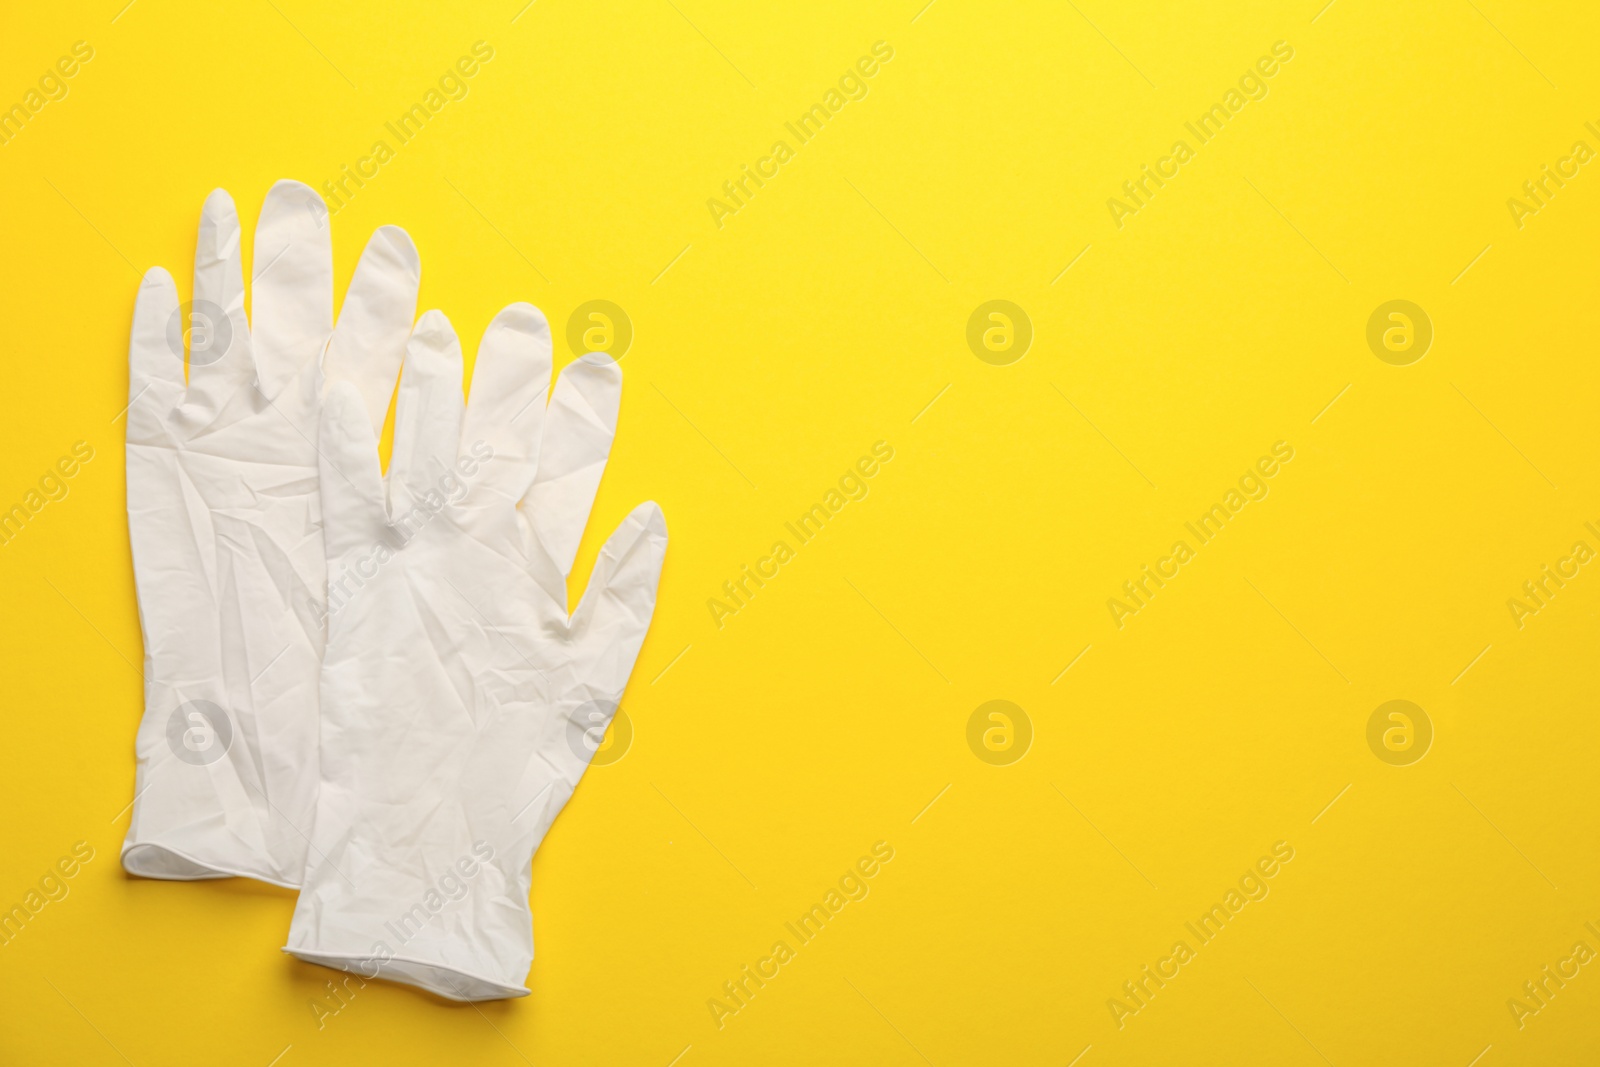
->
[284,306,667,1000]
[123,181,419,887]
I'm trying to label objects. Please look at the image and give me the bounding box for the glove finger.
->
[183,188,257,422]
[252,180,333,399]
[319,380,388,562]
[388,310,465,523]
[521,354,621,577]
[326,225,420,438]
[460,302,552,506]
[127,266,184,442]
[569,501,668,685]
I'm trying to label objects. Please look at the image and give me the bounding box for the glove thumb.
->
[568,501,668,689]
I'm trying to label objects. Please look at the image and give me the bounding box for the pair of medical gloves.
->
[120,180,667,1001]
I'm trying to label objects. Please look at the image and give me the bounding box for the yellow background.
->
[3,0,1599,1063]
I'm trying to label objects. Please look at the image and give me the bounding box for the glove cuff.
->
[120,688,305,888]
[284,948,531,1002]
[121,809,303,889]
[284,839,534,1002]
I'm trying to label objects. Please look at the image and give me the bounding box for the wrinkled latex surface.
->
[122,181,420,887]
[283,306,667,1001]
